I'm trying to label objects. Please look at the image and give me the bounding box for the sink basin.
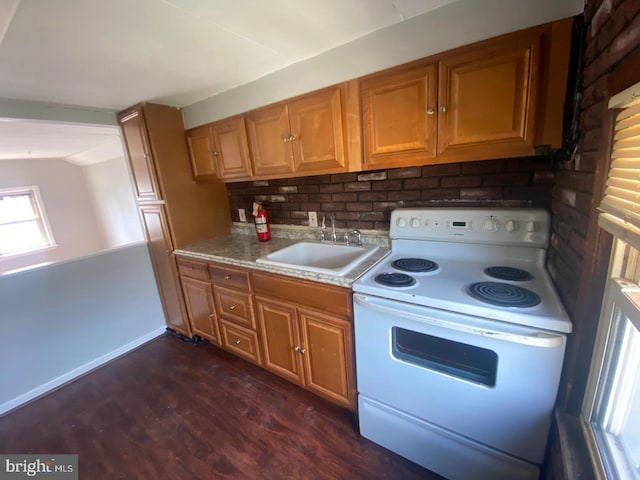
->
[256,241,379,276]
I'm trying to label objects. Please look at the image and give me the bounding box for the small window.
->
[0,186,55,256]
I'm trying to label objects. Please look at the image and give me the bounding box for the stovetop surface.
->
[353,238,572,334]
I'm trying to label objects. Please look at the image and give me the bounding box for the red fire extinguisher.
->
[252,201,271,241]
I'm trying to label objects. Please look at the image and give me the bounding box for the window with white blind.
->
[583,82,640,479]
[0,186,55,256]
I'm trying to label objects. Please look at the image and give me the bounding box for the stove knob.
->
[504,219,518,232]
[526,221,537,232]
[482,217,500,232]
[410,217,420,228]
[396,217,407,228]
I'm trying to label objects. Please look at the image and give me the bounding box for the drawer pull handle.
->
[224,275,231,280]
[188,267,193,271]
[209,313,214,318]
[229,305,236,311]
[235,339,241,345]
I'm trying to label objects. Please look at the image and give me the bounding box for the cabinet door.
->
[289,87,347,174]
[185,125,218,181]
[256,296,305,385]
[119,107,162,201]
[298,308,355,409]
[437,32,541,160]
[360,64,437,169]
[140,205,191,337]
[212,116,253,180]
[181,276,219,344]
[246,103,295,177]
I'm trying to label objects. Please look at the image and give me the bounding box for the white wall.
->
[0,158,106,273]
[182,0,584,128]
[82,157,144,248]
[0,243,166,415]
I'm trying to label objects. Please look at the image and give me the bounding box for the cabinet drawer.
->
[210,265,250,291]
[176,258,210,281]
[214,285,255,329]
[220,321,262,365]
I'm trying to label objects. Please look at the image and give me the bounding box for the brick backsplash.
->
[227,157,556,230]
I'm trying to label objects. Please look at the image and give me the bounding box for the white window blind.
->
[598,82,640,251]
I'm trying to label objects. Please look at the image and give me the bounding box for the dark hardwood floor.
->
[0,334,442,479]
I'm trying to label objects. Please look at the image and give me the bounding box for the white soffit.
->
[0,0,457,110]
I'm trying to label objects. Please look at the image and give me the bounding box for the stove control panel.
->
[390,208,549,247]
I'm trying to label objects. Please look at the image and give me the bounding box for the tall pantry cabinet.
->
[118,103,232,337]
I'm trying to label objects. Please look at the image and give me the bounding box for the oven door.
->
[353,293,566,464]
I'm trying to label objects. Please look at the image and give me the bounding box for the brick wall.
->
[547,0,640,316]
[227,156,556,230]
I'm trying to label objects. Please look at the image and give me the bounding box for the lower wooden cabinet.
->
[253,271,356,410]
[176,257,219,343]
[140,205,191,337]
[256,296,355,409]
[174,258,356,410]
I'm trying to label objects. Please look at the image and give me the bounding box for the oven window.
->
[392,327,498,387]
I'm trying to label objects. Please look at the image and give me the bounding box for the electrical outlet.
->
[308,211,318,227]
[238,208,247,222]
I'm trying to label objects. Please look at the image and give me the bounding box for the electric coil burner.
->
[353,208,572,480]
[391,258,439,273]
[485,266,533,281]
[467,281,541,308]
[374,272,416,287]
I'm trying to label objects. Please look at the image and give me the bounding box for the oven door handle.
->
[353,294,565,348]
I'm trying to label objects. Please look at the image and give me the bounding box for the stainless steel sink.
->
[256,241,379,276]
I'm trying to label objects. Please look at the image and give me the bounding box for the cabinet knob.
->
[209,313,214,318]
[282,135,290,143]
[439,106,447,113]
[293,345,300,352]
[289,134,296,141]
[426,107,435,115]
[299,347,306,354]
[235,339,241,345]
[209,150,219,157]
[229,305,236,311]
[224,275,231,280]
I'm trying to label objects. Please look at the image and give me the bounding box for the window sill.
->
[554,409,599,480]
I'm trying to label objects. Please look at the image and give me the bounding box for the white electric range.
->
[352,208,571,480]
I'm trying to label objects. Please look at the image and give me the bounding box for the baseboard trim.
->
[0,327,166,417]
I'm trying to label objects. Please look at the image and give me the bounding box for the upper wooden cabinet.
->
[436,29,541,160]
[360,63,438,168]
[119,107,162,201]
[359,20,571,169]
[246,86,348,178]
[186,115,252,182]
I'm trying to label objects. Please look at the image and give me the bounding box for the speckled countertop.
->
[174,223,391,288]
